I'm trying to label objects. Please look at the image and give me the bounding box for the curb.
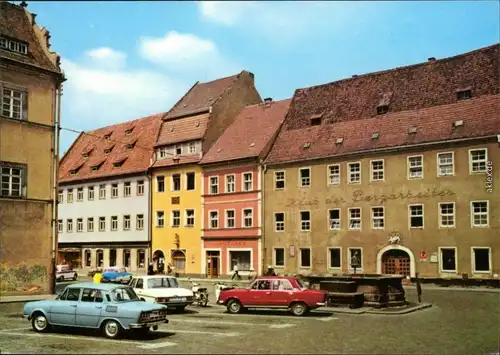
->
[403,285,500,293]
[364,303,432,315]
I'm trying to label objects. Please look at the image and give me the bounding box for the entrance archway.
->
[153,249,165,271]
[376,245,415,277]
[171,250,186,273]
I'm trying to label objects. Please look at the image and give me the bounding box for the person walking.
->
[231,264,240,280]
[147,262,155,275]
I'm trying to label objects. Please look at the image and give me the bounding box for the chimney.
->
[20,1,28,8]
[263,97,272,104]
[428,57,436,62]
[352,75,358,78]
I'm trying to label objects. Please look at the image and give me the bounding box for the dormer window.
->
[125,141,136,150]
[175,145,182,155]
[158,147,167,159]
[309,113,323,126]
[104,145,114,154]
[82,153,89,159]
[103,133,112,139]
[69,163,84,176]
[456,89,472,101]
[125,127,134,135]
[0,37,28,55]
[377,105,389,115]
[91,161,104,172]
[113,161,125,168]
[371,132,379,139]
[70,170,77,176]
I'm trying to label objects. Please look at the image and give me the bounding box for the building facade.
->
[264,44,500,280]
[58,114,162,273]
[151,71,262,276]
[0,2,65,294]
[199,99,291,277]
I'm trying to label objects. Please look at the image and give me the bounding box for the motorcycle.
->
[188,278,209,307]
[214,281,236,302]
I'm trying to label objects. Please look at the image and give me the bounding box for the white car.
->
[55,265,78,282]
[130,275,194,311]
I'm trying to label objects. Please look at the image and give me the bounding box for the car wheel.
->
[32,312,50,333]
[200,294,208,307]
[102,320,121,339]
[226,299,242,314]
[290,302,308,316]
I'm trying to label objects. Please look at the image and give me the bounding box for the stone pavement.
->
[0,289,498,354]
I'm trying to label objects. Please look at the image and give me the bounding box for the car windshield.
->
[147,277,180,289]
[110,287,139,302]
[104,268,117,273]
[295,278,306,289]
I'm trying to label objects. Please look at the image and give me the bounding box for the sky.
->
[23,0,499,154]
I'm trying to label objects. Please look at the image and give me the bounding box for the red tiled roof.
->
[265,94,500,164]
[155,113,210,147]
[165,72,245,119]
[0,2,62,75]
[284,44,499,131]
[59,113,164,183]
[200,99,292,165]
[150,156,201,168]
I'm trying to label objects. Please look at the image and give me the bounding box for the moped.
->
[188,278,209,307]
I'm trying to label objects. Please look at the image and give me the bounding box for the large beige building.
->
[0,2,65,294]
[263,44,499,280]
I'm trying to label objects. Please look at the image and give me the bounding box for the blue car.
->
[101,267,132,284]
[23,282,168,339]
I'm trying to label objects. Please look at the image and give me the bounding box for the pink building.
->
[199,98,291,278]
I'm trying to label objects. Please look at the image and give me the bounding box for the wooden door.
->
[207,256,220,278]
[383,257,410,276]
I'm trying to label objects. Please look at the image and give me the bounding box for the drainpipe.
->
[261,161,267,276]
[50,83,62,295]
[147,171,152,265]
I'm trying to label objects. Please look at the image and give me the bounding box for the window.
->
[77,188,83,202]
[88,186,94,201]
[67,189,73,203]
[472,248,491,273]
[0,38,28,55]
[274,171,285,189]
[274,212,285,232]
[370,160,384,181]
[210,176,218,194]
[408,155,423,179]
[137,180,144,195]
[111,184,118,198]
[348,162,361,184]
[84,250,91,268]
[99,184,106,199]
[348,208,361,230]
[209,211,218,229]
[136,214,144,230]
[328,165,340,185]
[186,172,195,191]
[299,248,311,268]
[188,141,196,154]
[58,190,63,203]
[274,248,285,268]
[185,209,194,227]
[439,248,456,272]
[172,174,181,191]
[175,145,182,155]
[137,249,146,268]
[328,248,341,269]
[156,176,165,192]
[348,248,363,270]
[371,207,385,229]
[243,173,253,191]
[439,203,455,228]
[377,105,389,115]
[111,216,118,231]
[409,205,424,228]
[300,211,311,231]
[471,201,489,227]
[229,250,251,271]
[87,218,94,232]
[437,152,454,176]
[225,175,235,193]
[243,209,253,228]
[225,210,235,228]
[1,87,24,119]
[123,215,131,230]
[67,219,73,233]
[328,209,340,230]
[456,89,472,100]
[469,149,488,173]
[99,217,106,231]
[299,168,311,187]
[0,163,25,197]
[77,218,83,232]
[172,210,181,227]
[156,211,164,228]
[57,219,63,233]
[123,182,131,197]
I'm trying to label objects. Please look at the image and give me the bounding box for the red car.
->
[217,276,328,316]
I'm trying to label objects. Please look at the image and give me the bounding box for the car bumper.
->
[216,300,224,305]
[157,300,194,307]
[316,302,326,306]
[129,319,169,329]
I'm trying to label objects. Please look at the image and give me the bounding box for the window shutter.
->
[22,90,29,120]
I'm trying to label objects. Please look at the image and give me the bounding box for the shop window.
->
[230,250,251,271]
[137,249,146,268]
[96,249,104,267]
[123,249,131,268]
[109,249,117,267]
[84,250,91,267]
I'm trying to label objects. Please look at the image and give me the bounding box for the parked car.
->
[130,275,194,311]
[101,267,132,284]
[56,265,78,282]
[217,276,328,316]
[23,282,168,339]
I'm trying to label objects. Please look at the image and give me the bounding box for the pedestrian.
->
[231,264,240,280]
[147,262,154,275]
[93,271,102,284]
[416,272,422,303]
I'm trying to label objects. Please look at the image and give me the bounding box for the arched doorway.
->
[171,249,186,273]
[382,249,411,276]
[153,249,165,271]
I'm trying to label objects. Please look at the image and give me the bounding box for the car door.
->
[76,288,105,327]
[269,279,294,306]
[49,288,80,325]
[134,278,146,299]
[248,280,272,306]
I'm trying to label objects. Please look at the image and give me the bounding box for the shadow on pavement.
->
[30,326,175,341]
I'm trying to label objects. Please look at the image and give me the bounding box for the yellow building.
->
[150,71,261,276]
[0,2,65,294]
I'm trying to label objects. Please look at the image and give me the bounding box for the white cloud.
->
[138,31,239,77]
[198,1,258,26]
[84,47,126,69]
